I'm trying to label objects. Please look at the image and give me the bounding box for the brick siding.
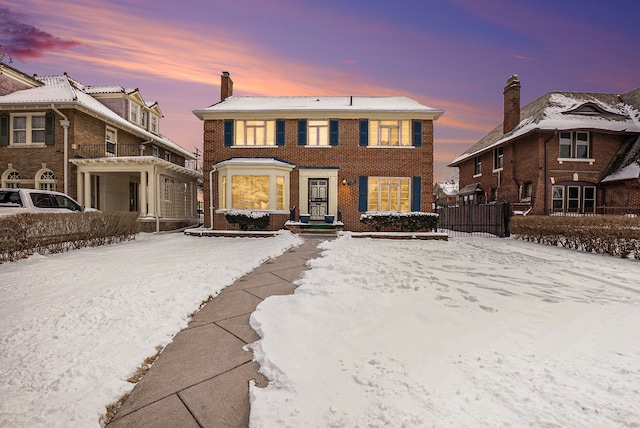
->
[203,119,435,231]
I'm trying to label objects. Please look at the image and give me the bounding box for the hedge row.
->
[360,212,440,232]
[510,215,640,259]
[0,212,141,263]
[224,210,270,231]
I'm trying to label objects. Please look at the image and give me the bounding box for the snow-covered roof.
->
[0,74,193,159]
[449,88,640,167]
[435,179,459,195]
[602,135,640,183]
[214,157,296,169]
[194,96,444,120]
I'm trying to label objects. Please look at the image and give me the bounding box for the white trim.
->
[298,168,338,218]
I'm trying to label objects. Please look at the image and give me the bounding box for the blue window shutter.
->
[359,120,368,146]
[276,120,285,146]
[223,120,233,146]
[358,176,368,212]
[45,114,55,146]
[412,121,422,147]
[0,115,8,146]
[412,176,422,211]
[329,119,339,146]
[297,119,307,146]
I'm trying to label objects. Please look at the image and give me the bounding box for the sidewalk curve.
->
[105,235,330,428]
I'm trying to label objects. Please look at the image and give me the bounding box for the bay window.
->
[216,159,293,211]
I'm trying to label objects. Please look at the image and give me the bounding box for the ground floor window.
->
[231,175,270,210]
[36,169,57,191]
[552,184,596,213]
[368,177,410,211]
[216,159,293,212]
[1,169,21,188]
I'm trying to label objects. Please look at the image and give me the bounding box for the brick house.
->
[0,63,202,231]
[449,75,640,214]
[193,72,444,231]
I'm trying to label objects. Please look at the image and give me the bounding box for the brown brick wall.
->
[203,118,435,231]
[456,130,630,214]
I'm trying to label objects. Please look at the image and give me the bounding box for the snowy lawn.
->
[249,234,640,427]
[0,231,302,427]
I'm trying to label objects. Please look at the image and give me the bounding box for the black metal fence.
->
[436,202,511,238]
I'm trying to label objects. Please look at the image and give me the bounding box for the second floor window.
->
[106,128,117,155]
[308,120,329,146]
[12,114,45,145]
[369,120,411,146]
[235,120,275,146]
[559,131,591,159]
[493,147,504,170]
[130,104,139,124]
[474,156,482,175]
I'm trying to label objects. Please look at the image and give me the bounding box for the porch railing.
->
[75,144,148,158]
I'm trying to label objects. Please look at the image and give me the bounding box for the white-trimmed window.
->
[10,113,46,145]
[130,103,139,124]
[234,120,276,146]
[152,146,159,157]
[106,127,117,155]
[368,177,410,211]
[552,184,596,213]
[308,120,329,146]
[369,120,411,146]
[559,131,591,159]
[140,109,148,129]
[151,115,158,134]
[474,156,482,176]
[217,160,293,211]
[2,169,21,188]
[164,151,171,162]
[493,146,504,170]
[36,169,57,191]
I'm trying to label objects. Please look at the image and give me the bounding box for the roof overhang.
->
[1,102,195,160]
[69,156,202,179]
[193,108,444,121]
[213,157,296,170]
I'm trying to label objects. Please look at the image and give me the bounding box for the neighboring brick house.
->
[193,72,444,231]
[449,75,640,214]
[0,63,201,231]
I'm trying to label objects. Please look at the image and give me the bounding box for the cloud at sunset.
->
[5,0,638,182]
[0,5,79,60]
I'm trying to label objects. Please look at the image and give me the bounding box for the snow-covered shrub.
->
[0,212,140,263]
[224,210,270,231]
[360,211,440,232]
[511,215,640,259]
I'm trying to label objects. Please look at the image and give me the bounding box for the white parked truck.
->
[0,188,97,217]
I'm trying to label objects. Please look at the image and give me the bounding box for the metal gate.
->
[436,202,511,238]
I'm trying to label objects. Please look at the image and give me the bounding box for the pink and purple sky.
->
[2,0,638,182]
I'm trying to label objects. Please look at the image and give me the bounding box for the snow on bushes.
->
[224,209,270,230]
[360,211,440,232]
[511,215,640,259]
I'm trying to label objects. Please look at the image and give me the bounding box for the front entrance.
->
[308,178,328,220]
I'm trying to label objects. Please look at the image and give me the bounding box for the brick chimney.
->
[503,74,521,134]
[220,71,233,101]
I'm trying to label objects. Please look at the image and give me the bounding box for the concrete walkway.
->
[106,235,329,428]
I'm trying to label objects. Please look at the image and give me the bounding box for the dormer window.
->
[130,104,139,124]
[141,109,148,129]
[151,115,158,134]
